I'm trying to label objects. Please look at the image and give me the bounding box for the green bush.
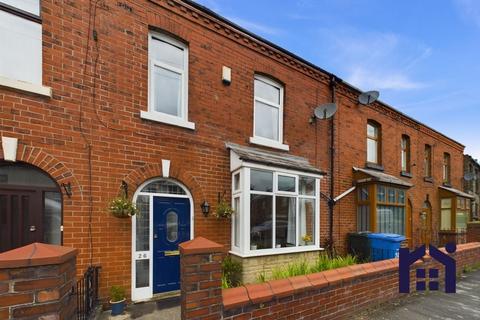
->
[222,256,242,289]
[109,285,125,302]
[258,253,357,282]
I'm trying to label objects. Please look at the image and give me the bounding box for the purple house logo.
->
[399,243,456,293]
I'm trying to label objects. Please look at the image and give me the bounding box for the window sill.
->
[249,136,289,151]
[424,177,434,183]
[365,162,384,171]
[400,171,412,178]
[0,76,52,98]
[140,111,195,130]
[442,182,452,188]
[229,245,323,258]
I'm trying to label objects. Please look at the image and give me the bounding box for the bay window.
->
[231,167,320,256]
[357,184,407,235]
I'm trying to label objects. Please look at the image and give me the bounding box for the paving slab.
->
[98,296,180,320]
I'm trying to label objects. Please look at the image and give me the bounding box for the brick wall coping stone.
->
[222,242,480,310]
[0,243,78,269]
[179,236,225,255]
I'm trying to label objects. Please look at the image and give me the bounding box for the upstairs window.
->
[0,0,48,94]
[401,135,411,173]
[443,153,451,184]
[367,121,381,165]
[142,31,194,129]
[250,75,288,150]
[424,145,432,178]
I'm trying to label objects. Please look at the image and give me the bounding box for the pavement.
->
[354,269,480,319]
[98,296,180,320]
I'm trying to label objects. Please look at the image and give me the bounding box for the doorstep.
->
[97,296,180,320]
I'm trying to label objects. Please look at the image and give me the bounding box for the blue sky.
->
[195,0,480,159]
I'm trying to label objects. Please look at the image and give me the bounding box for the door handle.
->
[29,225,36,232]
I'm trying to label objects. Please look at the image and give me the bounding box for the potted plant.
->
[302,234,313,245]
[109,285,126,316]
[213,197,234,219]
[109,197,138,218]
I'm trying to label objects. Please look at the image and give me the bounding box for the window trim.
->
[230,163,322,258]
[250,74,289,151]
[141,31,195,130]
[443,152,451,184]
[366,120,381,165]
[424,144,432,178]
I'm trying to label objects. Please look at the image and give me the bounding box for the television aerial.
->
[358,90,380,105]
[313,103,337,120]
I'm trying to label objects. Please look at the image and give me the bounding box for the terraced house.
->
[0,0,472,301]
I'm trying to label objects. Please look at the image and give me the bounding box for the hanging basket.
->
[109,197,138,218]
[213,198,234,219]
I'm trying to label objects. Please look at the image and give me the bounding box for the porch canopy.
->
[439,185,475,200]
[353,167,413,188]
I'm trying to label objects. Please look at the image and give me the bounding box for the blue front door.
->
[153,196,190,294]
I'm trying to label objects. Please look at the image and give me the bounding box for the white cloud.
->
[226,17,283,36]
[455,0,480,28]
[315,28,431,91]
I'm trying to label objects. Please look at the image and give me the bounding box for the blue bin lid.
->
[367,233,406,241]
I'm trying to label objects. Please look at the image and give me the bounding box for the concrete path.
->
[354,270,480,319]
[98,296,180,320]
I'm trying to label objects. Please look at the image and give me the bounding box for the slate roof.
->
[226,142,326,175]
[353,167,413,188]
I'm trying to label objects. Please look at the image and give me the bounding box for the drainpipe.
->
[327,75,337,256]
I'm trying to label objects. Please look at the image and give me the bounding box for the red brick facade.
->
[0,0,465,299]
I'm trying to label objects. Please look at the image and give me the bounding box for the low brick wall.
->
[0,243,78,319]
[180,238,480,320]
[231,250,322,284]
[467,222,480,242]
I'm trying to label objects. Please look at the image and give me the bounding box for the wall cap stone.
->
[0,243,78,269]
[179,237,224,255]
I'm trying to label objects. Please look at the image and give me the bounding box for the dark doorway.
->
[0,162,62,253]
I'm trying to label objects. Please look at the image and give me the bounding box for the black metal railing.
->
[75,266,101,320]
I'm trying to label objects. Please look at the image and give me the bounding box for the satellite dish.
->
[313,103,337,120]
[358,90,380,105]
[464,172,476,181]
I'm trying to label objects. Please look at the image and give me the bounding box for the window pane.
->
[166,211,178,242]
[250,170,273,192]
[367,138,378,163]
[275,197,296,248]
[151,38,184,69]
[397,190,405,204]
[367,124,377,138]
[233,173,240,191]
[377,186,386,203]
[43,192,62,245]
[255,79,280,104]
[441,209,452,230]
[153,66,182,116]
[401,150,407,171]
[135,195,150,251]
[299,176,315,196]
[278,175,295,192]
[357,204,370,232]
[299,198,315,246]
[254,100,279,141]
[141,179,186,195]
[358,186,369,201]
[135,259,149,288]
[2,0,40,15]
[0,11,42,84]
[388,188,396,203]
[233,197,240,247]
[0,165,57,188]
[250,194,273,250]
[456,211,467,231]
[441,198,452,209]
[377,205,405,235]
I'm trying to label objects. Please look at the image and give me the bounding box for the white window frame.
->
[141,31,195,130]
[230,162,322,258]
[0,2,52,97]
[250,75,289,151]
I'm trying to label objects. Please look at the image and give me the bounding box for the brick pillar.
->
[467,222,480,242]
[0,243,78,319]
[179,236,224,320]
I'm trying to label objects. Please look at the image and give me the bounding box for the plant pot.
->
[110,299,126,316]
